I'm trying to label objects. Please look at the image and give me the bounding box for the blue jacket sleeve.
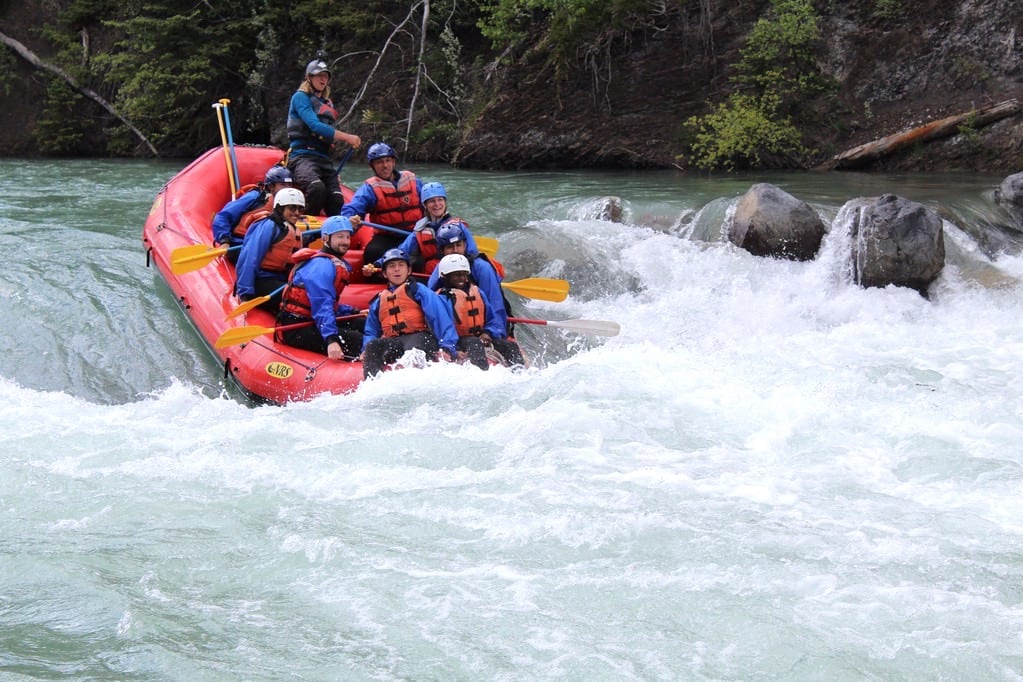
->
[397,230,420,259]
[340,183,378,218]
[472,259,507,336]
[426,268,441,290]
[461,224,480,257]
[414,285,459,354]
[298,258,346,340]
[289,91,336,142]
[477,289,506,338]
[234,219,275,299]
[361,298,382,351]
[212,190,261,245]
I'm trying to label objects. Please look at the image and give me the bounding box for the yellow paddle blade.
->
[170,244,228,275]
[476,236,499,259]
[225,296,268,320]
[214,325,275,348]
[501,277,569,302]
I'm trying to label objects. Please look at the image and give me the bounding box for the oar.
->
[362,220,499,259]
[214,312,366,349]
[171,244,237,275]
[500,277,568,302]
[372,265,569,303]
[171,228,324,276]
[218,98,241,194]
[226,285,285,320]
[336,146,354,176]
[212,102,237,197]
[509,316,620,337]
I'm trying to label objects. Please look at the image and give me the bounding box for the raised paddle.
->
[508,316,620,337]
[212,102,237,197]
[225,285,285,320]
[214,312,367,349]
[361,220,500,259]
[218,98,241,194]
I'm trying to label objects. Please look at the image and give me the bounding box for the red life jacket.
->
[233,202,272,241]
[365,171,422,231]
[279,249,351,317]
[234,183,259,200]
[378,282,428,337]
[442,285,486,337]
[260,216,303,273]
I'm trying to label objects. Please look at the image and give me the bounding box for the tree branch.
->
[0,29,160,157]
[404,0,430,157]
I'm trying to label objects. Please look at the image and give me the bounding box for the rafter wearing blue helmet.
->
[426,223,509,335]
[361,248,458,378]
[392,181,479,277]
[212,165,295,259]
[341,142,424,269]
[276,215,363,359]
[285,57,362,217]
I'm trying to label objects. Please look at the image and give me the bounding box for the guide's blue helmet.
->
[263,166,293,186]
[421,182,447,203]
[380,249,410,267]
[366,143,397,162]
[320,216,353,237]
[435,224,464,247]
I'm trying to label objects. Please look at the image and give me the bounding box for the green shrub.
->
[684,92,808,170]
[683,0,826,170]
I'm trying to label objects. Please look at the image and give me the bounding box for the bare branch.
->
[0,29,159,156]
[340,1,423,129]
[404,0,430,157]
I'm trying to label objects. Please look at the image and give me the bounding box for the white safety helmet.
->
[273,187,305,209]
[438,254,471,276]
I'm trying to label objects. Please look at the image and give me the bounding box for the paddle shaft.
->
[214,312,366,348]
[212,103,237,197]
[218,98,241,194]
[508,316,620,337]
[336,146,354,176]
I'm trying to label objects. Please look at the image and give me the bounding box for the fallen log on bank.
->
[819,98,1020,170]
[0,29,159,157]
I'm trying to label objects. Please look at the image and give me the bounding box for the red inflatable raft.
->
[143,145,383,404]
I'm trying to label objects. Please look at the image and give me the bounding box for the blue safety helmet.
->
[263,166,293,186]
[379,248,410,267]
[435,223,465,247]
[321,215,353,237]
[366,142,397,162]
[420,182,447,203]
[305,59,330,77]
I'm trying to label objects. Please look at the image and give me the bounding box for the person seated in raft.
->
[234,187,306,314]
[341,142,424,270]
[360,248,458,379]
[212,165,294,263]
[377,181,480,279]
[285,57,362,217]
[426,223,510,336]
[275,216,363,359]
[434,253,525,370]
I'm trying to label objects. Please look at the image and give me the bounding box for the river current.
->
[1,156,1022,679]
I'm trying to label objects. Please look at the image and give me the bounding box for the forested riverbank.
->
[1,0,1022,171]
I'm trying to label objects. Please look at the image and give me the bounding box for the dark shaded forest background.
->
[1,0,1022,171]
